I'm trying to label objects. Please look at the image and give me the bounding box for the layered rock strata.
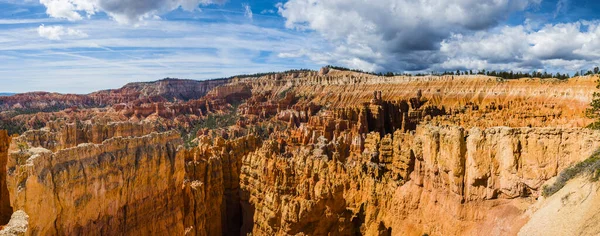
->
[12,121,155,152]
[1,69,600,235]
[6,129,184,235]
[239,126,600,235]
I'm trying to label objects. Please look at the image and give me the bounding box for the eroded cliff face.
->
[239,126,600,235]
[1,69,600,235]
[11,121,156,152]
[180,135,260,236]
[6,126,184,235]
[1,121,264,236]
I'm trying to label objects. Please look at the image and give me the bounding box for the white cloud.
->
[260,9,275,14]
[1,19,319,93]
[243,3,252,20]
[37,24,88,40]
[38,0,228,24]
[278,0,541,72]
[439,21,600,71]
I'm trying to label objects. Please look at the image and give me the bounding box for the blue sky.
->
[0,0,599,93]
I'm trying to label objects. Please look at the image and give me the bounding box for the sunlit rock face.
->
[1,70,600,235]
[6,126,184,235]
[237,125,600,235]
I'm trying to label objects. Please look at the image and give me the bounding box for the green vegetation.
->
[8,105,73,116]
[326,65,580,80]
[588,75,600,129]
[277,87,294,99]
[216,69,313,81]
[181,104,240,149]
[0,119,26,135]
[17,142,29,153]
[443,70,571,80]
[542,149,600,197]
[326,65,379,75]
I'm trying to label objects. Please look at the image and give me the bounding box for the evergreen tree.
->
[587,80,600,129]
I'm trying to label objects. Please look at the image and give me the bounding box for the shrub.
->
[542,149,600,197]
[277,87,293,99]
[181,104,240,149]
[0,119,26,135]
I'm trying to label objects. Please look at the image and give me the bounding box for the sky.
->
[1,0,600,93]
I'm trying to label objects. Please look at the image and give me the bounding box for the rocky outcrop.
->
[239,126,600,235]
[0,211,29,236]
[2,121,266,236]
[181,135,261,236]
[0,78,231,113]
[12,121,155,152]
[89,78,231,105]
[6,130,184,235]
[0,93,94,112]
[234,72,598,128]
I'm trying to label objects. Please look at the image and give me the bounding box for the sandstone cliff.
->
[238,126,600,235]
[89,78,231,105]
[2,123,262,236]
[180,135,260,236]
[1,69,600,235]
[6,127,184,235]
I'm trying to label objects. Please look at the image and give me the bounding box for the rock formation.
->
[6,128,184,235]
[0,131,12,224]
[238,125,600,235]
[0,78,230,112]
[1,69,600,235]
[0,211,29,236]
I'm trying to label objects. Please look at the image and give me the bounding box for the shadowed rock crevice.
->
[0,131,13,225]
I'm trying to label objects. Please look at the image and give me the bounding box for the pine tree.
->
[587,80,600,129]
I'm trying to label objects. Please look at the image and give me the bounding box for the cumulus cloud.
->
[278,0,541,72]
[440,21,600,71]
[38,24,88,40]
[39,0,227,24]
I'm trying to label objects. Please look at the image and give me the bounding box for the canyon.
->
[1,68,600,235]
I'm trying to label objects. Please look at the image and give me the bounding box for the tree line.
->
[326,65,600,80]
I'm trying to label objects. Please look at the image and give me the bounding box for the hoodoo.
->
[1,69,600,235]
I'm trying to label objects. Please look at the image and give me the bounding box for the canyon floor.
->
[1,68,600,235]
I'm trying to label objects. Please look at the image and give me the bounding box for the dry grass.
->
[542,149,600,197]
